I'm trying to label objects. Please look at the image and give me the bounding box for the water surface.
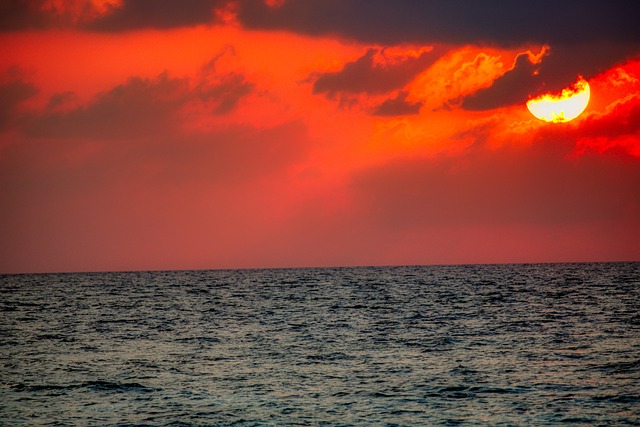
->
[1,263,639,425]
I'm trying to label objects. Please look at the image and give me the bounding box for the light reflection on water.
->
[1,263,639,425]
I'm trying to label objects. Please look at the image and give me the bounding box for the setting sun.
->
[527,77,590,123]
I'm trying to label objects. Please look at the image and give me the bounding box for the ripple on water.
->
[1,263,639,425]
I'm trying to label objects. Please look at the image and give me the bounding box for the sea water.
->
[1,263,639,426]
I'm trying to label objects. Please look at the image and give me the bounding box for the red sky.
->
[1,0,639,273]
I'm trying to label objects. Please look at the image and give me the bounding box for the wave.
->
[12,380,157,394]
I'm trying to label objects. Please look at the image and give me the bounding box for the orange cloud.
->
[407,46,515,111]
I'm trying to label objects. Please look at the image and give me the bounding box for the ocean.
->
[1,263,639,426]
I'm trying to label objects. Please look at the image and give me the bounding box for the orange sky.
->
[1,1,639,273]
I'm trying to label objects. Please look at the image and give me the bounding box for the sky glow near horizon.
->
[1,0,639,273]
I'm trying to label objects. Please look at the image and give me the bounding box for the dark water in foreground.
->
[1,263,639,426]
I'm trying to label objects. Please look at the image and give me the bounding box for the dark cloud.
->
[26,73,189,139]
[26,64,253,139]
[372,91,422,116]
[0,0,224,31]
[5,1,640,48]
[236,0,640,46]
[0,77,38,130]
[0,1,46,31]
[196,53,255,114]
[88,0,219,31]
[461,52,539,110]
[313,48,441,98]
[531,42,640,94]
[45,91,76,111]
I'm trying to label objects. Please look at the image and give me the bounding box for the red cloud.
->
[575,95,640,157]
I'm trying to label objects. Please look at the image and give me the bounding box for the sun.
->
[527,77,590,123]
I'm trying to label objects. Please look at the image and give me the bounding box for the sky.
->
[1,0,639,273]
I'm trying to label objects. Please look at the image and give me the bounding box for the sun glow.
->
[527,77,590,123]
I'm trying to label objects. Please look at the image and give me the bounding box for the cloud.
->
[45,91,76,111]
[512,61,640,158]
[25,61,254,139]
[0,0,119,30]
[0,1,46,30]
[233,1,640,111]
[235,1,640,46]
[461,52,540,110]
[461,44,640,111]
[87,0,220,31]
[0,53,309,273]
[372,91,422,116]
[196,51,255,114]
[6,1,640,49]
[26,73,188,139]
[580,96,640,140]
[0,75,38,130]
[0,0,224,31]
[351,136,640,232]
[312,47,441,98]
[5,1,637,113]
[571,94,640,157]
[3,120,308,197]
